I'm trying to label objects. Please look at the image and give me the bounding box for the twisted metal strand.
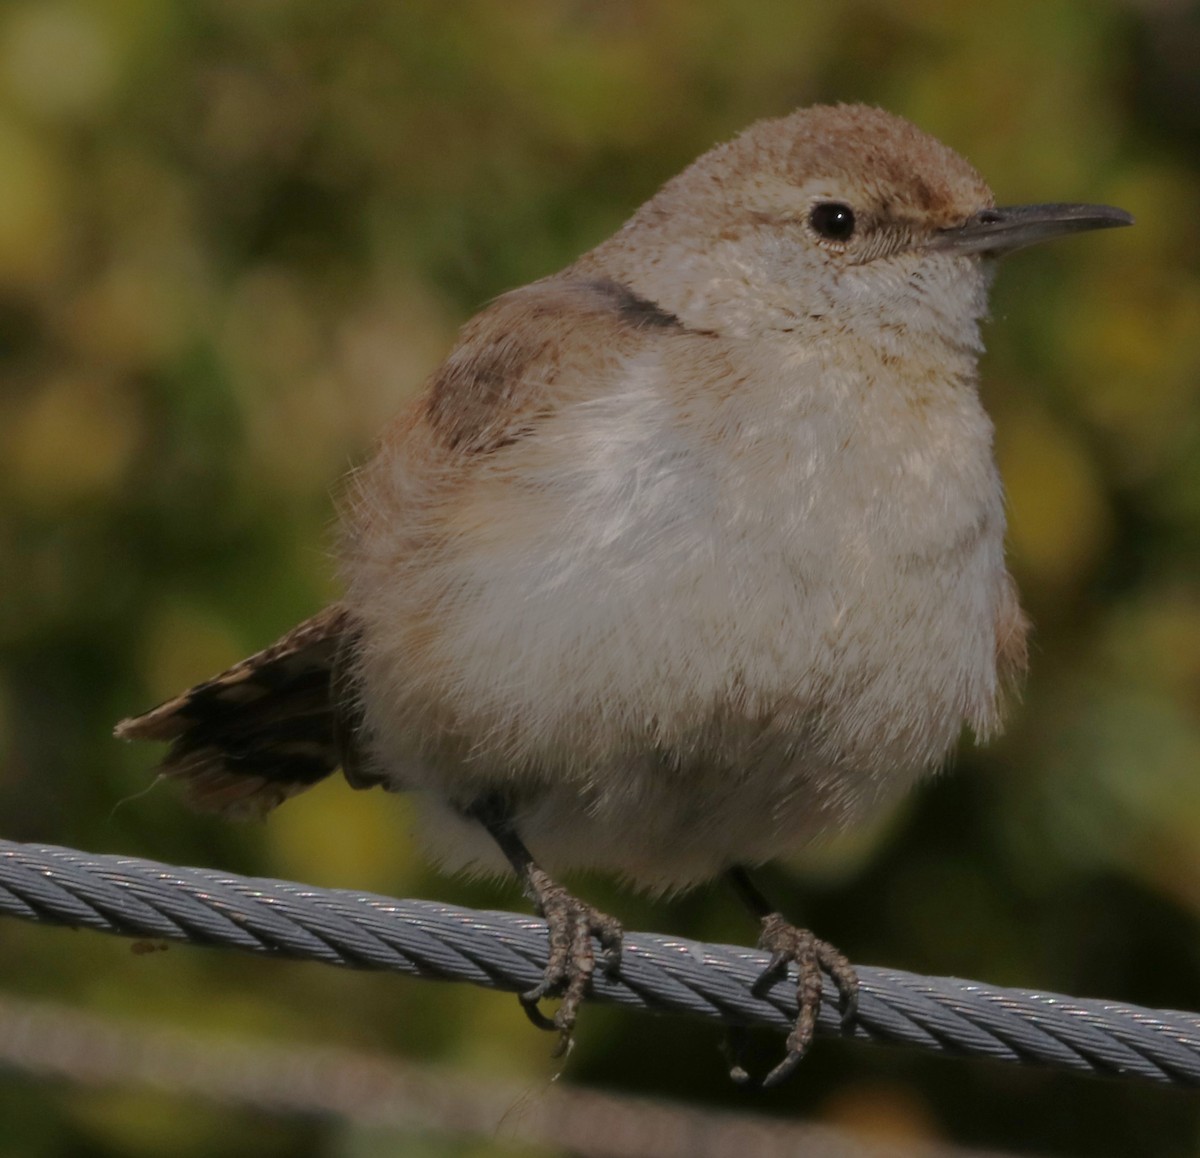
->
[3,839,1198,1085]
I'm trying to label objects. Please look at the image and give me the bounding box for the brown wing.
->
[115,605,363,819]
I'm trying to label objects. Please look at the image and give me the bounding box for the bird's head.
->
[588,104,1130,350]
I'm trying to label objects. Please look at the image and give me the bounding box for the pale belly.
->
[353,364,1010,890]
[382,511,1007,891]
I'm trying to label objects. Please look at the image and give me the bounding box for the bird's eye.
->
[808,201,856,243]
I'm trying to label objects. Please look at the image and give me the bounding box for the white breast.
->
[354,336,1010,889]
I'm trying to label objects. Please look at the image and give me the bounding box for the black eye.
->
[808,201,856,242]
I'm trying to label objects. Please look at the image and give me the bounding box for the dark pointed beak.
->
[932,203,1133,256]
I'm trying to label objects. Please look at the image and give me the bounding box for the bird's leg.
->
[725,865,858,1087]
[466,794,622,1056]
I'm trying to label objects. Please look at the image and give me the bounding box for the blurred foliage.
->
[0,1,1198,1155]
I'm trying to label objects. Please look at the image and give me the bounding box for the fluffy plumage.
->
[117,105,1129,896]
[339,106,1029,889]
[114,105,1140,1081]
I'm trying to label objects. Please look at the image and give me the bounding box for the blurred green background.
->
[1,0,1198,1154]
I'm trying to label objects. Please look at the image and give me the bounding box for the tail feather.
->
[116,605,359,819]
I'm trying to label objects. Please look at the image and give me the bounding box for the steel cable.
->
[3,839,1198,1085]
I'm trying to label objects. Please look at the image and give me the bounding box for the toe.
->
[739,915,859,1086]
[516,882,624,1049]
[814,938,859,1026]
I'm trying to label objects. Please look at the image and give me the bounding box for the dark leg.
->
[466,795,623,1056]
[725,865,858,1087]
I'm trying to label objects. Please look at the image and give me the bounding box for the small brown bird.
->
[117,104,1131,1086]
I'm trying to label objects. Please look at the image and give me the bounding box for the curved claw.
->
[518,987,560,1032]
[750,948,793,997]
[761,1046,805,1089]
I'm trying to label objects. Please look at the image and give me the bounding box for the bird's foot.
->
[729,912,858,1088]
[521,866,623,1057]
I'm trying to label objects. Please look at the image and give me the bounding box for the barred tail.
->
[115,605,360,819]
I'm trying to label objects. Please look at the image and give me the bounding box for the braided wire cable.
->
[2,838,1198,1085]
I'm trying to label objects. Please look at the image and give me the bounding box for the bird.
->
[116,103,1132,1087]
